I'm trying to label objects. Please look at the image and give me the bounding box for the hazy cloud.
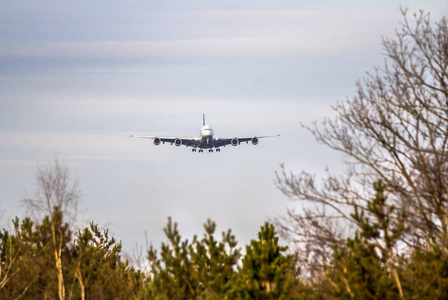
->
[0,8,399,64]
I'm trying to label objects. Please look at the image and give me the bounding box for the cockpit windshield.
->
[201,126,214,136]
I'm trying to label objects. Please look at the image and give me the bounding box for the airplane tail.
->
[203,113,206,126]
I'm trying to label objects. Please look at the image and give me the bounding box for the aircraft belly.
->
[198,138,214,149]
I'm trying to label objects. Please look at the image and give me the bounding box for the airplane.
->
[130,114,280,153]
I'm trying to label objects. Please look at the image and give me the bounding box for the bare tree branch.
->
[22,158,81,228]
[276,9,448,277]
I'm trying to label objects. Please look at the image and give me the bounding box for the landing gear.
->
[192,148,220,153]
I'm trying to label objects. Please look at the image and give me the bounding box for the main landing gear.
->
[191,148,220,153]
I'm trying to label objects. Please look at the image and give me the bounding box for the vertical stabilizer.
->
[203,113,206,126]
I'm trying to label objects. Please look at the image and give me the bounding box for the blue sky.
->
[0,0,446,256]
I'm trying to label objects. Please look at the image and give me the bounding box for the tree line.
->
[2,181,448,299]
[2,8,448,299]
[0,204,308,299]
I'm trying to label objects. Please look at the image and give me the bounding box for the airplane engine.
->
[154,137,161,145]
[251,137,259,145]
[174,138,182,147]
[231,138,239,146]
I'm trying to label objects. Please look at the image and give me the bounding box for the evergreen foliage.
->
[144,217,241,299]
[328,181,401,299]
[2,203,448,299]
[0,209,142,299]
[145,219,309,300]
[402,245,448,299]
[231,222,300,299]
[71,222,143,299]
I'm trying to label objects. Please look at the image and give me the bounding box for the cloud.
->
[0,8,398,63]
[0,37,366,61]
[1,93,335,134]
[0,131,172,163]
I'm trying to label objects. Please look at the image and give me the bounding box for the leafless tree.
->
[276,8,448,277]
[23,158,81,227]
[22,158,81,300]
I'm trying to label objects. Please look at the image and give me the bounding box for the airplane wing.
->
[130,135,201,147]
[214,134,280,148]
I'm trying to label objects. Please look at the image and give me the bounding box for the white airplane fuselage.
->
[198,125,215,149]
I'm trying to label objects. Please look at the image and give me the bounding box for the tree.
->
[229,222,308,299]
[0,212,143,299]
[21,159,81,299]
[24,159,77,299]
[0,209,72,299]
[190,219,241,298]
[322,181,405,299]
[35,207,72,299]
[276,8,448,278]
[23,158,81,227]
[402,245,448,298]
[0,217,37,298]
[145,217,241,299]
[71,222,143,300]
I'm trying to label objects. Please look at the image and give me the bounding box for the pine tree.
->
[230,222,304,299]
[0,210,143,299]
[402,245,448,299]
[190,219,240,298]
[0,217,40,298]
[145,217,241,299]
[328,181,405,299]
[71,222,143,299]
[0,208,72,298]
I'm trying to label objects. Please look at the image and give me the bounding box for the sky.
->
[0,0,447,258]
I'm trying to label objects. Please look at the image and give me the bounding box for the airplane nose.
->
[201,128,214,137]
